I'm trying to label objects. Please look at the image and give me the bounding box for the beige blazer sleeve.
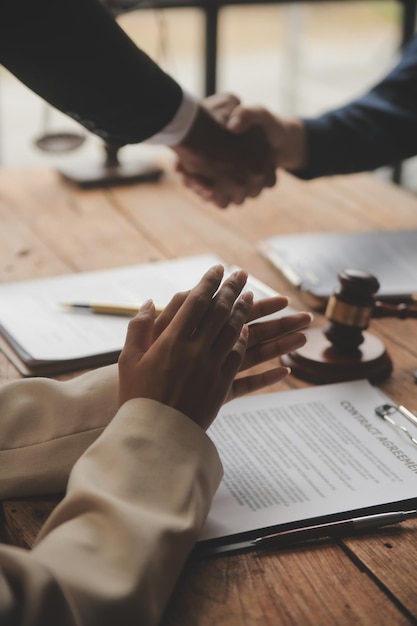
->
[0,365,119,498]
[0,397,222,626]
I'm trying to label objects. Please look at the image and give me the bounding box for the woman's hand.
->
[118,265,253,431]
[118,267,312,430]
[154,289,311,400]
[228,297,311,401]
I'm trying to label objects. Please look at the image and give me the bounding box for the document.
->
[0,253,281,376]
[260,229,417,308]
[199,380,417,547]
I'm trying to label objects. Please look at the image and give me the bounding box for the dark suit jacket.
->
[293,35,417,179]
[0,0,183,146]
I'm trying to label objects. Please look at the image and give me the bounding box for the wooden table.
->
[1,164,417,625]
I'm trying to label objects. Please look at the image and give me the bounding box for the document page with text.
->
[0,255,223,363]
[200,380,417,542]
[0,253,281,374]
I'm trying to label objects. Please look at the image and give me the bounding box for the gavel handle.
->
[373,300,417,319]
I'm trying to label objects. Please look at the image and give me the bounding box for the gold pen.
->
[60,302,164,317]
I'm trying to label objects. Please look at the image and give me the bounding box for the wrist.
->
[144,91,199,147]
[279,118,308,171]
[172,105,226,157]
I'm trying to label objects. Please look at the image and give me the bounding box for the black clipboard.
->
[260,229,417,309]
[192,382,417,558]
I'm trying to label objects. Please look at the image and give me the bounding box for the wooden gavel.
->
[324,269,417,351]
[282,269,416,384]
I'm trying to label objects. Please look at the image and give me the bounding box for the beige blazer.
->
[0,367,222,625]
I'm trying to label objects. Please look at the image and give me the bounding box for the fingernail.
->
[232,268,248,281]
[241,291,254,305]
[140,299,154,311]
[285,367,291,375]
[210,264,224,278]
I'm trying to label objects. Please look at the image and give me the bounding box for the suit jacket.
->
[293,35,417,179]
[0,366,222,625]
[0,0,183,146]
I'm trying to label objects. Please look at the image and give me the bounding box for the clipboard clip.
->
[375,403,417,447]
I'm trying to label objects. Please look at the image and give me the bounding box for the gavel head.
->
[324,269,380,351]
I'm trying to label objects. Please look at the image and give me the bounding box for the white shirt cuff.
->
[143,91,199,146]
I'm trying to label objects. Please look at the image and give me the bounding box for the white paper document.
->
[200,380,417,542]
[0,253,280,374]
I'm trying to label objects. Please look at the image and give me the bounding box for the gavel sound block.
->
[282,269,393,384]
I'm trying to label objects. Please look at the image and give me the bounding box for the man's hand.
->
[172,102,277,209]
[201,93,307,171]
[223,100,308,172]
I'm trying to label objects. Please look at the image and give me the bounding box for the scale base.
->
[282,328,392,384]
[58,159,163,189]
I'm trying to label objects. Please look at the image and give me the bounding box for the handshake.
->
[172,93,307,209]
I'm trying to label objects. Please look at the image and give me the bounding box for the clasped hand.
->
[173,102,276,209]
[175,94,307,206]
[118,266,311,431]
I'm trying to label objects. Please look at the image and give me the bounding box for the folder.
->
[260,229,417,309]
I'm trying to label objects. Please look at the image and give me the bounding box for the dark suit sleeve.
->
[292,35,417,179]
[0,0,183,145]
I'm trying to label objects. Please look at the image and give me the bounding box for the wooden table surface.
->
[1,165,417,625]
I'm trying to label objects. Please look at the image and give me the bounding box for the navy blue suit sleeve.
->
[0,0,183,145]
[292,35,417,179]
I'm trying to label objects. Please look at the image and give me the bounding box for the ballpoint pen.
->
[194,510,417,558]
[253,510,417,548]
[60,302,164,317]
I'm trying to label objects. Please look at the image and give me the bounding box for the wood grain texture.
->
[1,498,57,550]
[162,545,411,626]
[1,166,417,625]
[341,518,417,620]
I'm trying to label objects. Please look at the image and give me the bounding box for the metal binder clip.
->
[375,404,417,447]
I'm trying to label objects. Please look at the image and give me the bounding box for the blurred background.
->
[0,1,416,190]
